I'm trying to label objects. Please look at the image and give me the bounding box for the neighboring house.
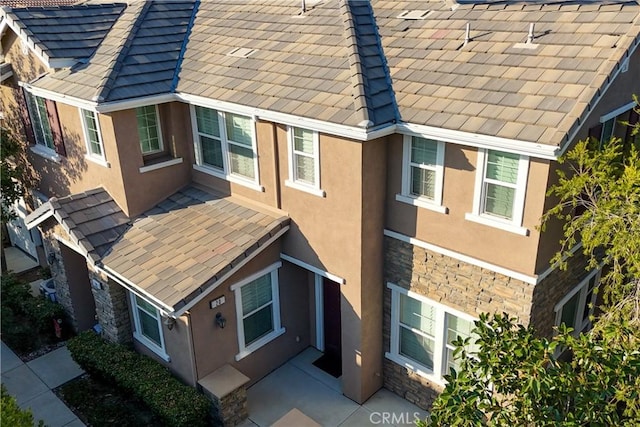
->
[1,0,638,421]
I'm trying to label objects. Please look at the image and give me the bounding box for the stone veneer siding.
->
[529,250,592,338]
[42,231,79,331]
[89,271,132,344]
[382,236,534,410]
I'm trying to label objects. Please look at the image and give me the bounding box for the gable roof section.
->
[1,3,125,67]
[373,0,640,146]
[30,0,197,102]
[24,188,129,263]
[101,186,290,313]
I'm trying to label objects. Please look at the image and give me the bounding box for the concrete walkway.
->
[1,342,85,427]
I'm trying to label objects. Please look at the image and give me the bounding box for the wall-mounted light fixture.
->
[163,316,176,330]
[215,312,226,329]
[47,252,57,265]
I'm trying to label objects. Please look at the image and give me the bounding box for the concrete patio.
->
[3,246,39,274]
[243,347,428,426]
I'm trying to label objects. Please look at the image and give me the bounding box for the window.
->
[285,127,324,196]
[136,105,162,155]
[555,270,600,335]
[397,135,446,213]
[25,92,54,150]
[466,149,529,235]
[80,109,106,162]
[129,292,168,360]
[232,263,285,361]
[386,283,477,383]
[192,105,259,188]
[589,102,639,151]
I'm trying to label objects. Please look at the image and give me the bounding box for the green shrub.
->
[68,332,210,427]
[0,273,32,312]
[1,385,43,427]
[23,297,66,333]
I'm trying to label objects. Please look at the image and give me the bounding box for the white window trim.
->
[465,148,529,236]
[24,91,55,150]
[231,262,285,361]
[554,269,600,335]
[139,157,183,173]
[79,108,108,165]
[285,126,325,197]
[385,282,476,385]
[397,135,447,214]
[190,105,263,192]
[30,144,61,163]
[137,105,164,155]
[129,291,170,362]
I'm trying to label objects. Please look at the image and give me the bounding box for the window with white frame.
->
[129,292,168,360]
[25,91,54,150]
[192,105,258,184]
[80,109,105,161]
[231,263,284,361]
[136,105,163,155]
[386,283,477,383]
[555,270,600,335]
[397,135,446,213]
[285,126,323,195]
[466,149,529,235]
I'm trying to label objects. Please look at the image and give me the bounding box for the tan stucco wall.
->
[385,135,550,276]
[187,242,309,384]
[110,102,193,217]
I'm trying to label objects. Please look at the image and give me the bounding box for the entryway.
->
[312,275,342,378]
[59,244,97,331]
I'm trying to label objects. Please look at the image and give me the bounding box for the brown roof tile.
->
[102,186,288,311]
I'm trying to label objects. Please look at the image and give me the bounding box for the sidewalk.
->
[1,341,85,427]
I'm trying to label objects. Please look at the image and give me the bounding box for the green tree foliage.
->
[424,100,640,426]
[421,313,640,426]
[0,128,26,223]
[1,385,43,427]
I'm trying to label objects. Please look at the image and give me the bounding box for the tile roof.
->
[25,188,129,263]
[8,0,640,147]
[27,1,196,102]
[373,0,640,145]
[101,186,289,312]
[1,3,125,63]
[0,1,78,7]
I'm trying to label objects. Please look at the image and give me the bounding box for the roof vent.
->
[513,23,539,50]
[397,10,430,20]
[227,47,256,58]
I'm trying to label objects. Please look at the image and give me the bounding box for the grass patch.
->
[58,375,166,427]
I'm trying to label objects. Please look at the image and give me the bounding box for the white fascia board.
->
[24,208,53,229]
[557,37,640,157]
[0,19,8,38]
[177,92,374,141]
[21,82,97,110]
[398,122,560,160]
[99,265,175,314]
[2,13,52,69]
[96,93,176,113]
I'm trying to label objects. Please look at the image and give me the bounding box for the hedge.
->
[67,331,210,427]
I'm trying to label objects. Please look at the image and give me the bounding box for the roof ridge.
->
[340,0,370,127]
[93,1,152,102]
[170,0,200,92]
[340,0,399,128]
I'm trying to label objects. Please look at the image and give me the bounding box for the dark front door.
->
[323,277,342,371]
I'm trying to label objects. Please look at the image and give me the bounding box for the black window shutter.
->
[17,87,36,145]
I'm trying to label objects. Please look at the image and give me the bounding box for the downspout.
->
[272,123,282,209]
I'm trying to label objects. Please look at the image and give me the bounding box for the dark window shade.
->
[45,99,66,156]
[17,88,36,145]
[588,123,603,146]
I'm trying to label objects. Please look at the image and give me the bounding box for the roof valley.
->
[170,0,200,92]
